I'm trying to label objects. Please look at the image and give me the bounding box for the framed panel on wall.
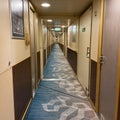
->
[10,0,24,39]
[72,25,77,42]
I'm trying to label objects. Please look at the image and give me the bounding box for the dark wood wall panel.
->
[37,51,40,80]
[51,43,54,50]
[44,44,55,68]
[67,48,77,74]
[59,43,64,52]
[12,57,32,120]
[47,46,51,58]
[44,49,46,67]
[47,44,54,58]
[90,60,97,105]
[118,96,120,120]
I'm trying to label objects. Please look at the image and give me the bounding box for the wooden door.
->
[99,0,120,119]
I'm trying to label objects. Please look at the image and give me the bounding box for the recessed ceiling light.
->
[47,19,53,22]
[41,3,51,7]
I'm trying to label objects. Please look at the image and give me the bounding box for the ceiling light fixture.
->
[41,3,51,7]
[47,19,53,22]
[51,28,54,31]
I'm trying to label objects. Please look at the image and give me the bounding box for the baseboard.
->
[21,98,32,120]
[100,113,105,120]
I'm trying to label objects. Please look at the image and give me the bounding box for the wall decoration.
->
[72,25,77,42]
[11,0,24,38]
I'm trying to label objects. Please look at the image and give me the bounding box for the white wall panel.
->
[0,69,14,120]
[68,21,79,52]
[11,40,30,66]
[0,0,11,73]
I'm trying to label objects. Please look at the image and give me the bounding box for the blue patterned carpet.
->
[25,44,99,120]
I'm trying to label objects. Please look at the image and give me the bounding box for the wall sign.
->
[82,27,86,32]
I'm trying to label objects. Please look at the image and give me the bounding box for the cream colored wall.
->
[49,32,54,48]
[91,0,100,61]
[38,18,42,50]
[0,0,14,119]
[35,13,40,52]
[58,35,62,44]
[11,40,30,65]
[0,69,15,120]
[47,29,50,47]
[59,32,64,45]
[0,0,11,74]
[50,33,53,45]
[34,12,40,83]
[43,26,47,50]
[62,32,65,45]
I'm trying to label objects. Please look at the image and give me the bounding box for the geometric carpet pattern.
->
[25,44,99,120]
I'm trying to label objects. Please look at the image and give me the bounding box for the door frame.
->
[95,0,104,112]
[115,46,120,120]
[29,2,38,96]
[64,28,68,57]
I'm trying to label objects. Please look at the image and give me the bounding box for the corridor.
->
[1,0,120,120]
[25,44,99,120]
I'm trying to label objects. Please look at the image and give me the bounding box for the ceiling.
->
[30,0,92,34]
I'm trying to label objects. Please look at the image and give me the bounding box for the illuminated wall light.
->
[41,3,51,7]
